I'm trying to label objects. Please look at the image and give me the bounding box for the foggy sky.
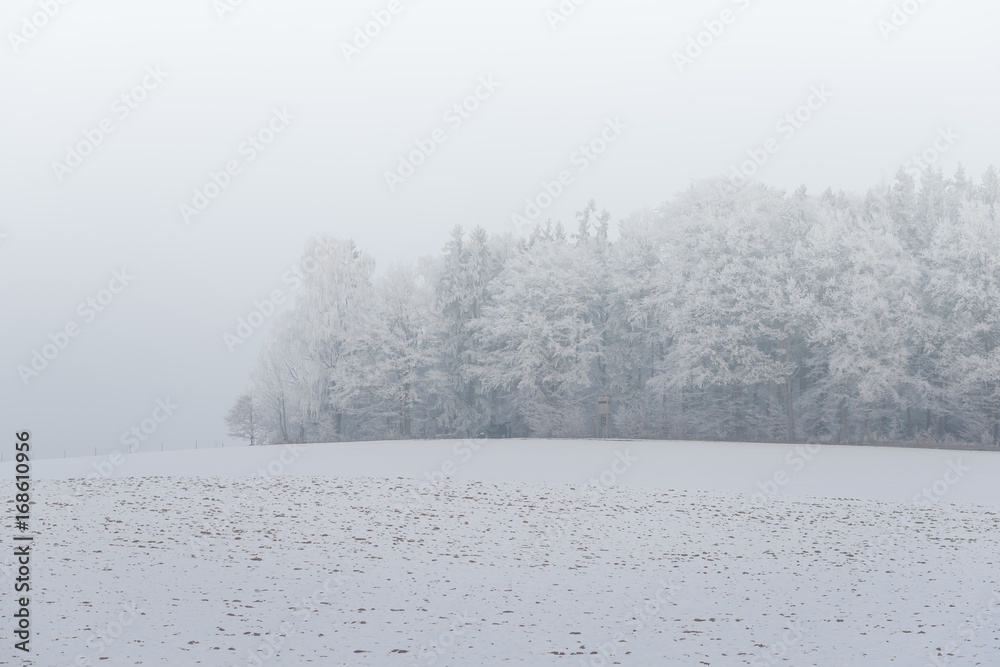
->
[2,0,998,460]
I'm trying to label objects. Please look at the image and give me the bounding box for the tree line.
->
[226,165,1000,447]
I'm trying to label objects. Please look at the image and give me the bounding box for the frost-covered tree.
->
[333,263,438,439]
[926,199,1000,444]
[604,208,667,437]
[225,391,264,446]
[275,237,376,441]
[232,165,1000,447]
[252,340,295,444]
[648,179,813,442]
[804,212,924,443]
[432,225,507,436]
[472,226,604,437]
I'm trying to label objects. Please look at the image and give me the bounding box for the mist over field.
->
[3,1,1000,665]
[3,0,1000,455]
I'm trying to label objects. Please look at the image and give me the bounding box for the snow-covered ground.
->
[6,439,1000,665]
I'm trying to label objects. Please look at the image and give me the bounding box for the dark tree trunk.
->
[839,395,848,444]
[785,335,795,443]
[403,381,412,438]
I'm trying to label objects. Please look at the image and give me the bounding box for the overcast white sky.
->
[2,0,998,459]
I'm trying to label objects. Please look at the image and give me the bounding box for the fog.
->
[2,0,998,457]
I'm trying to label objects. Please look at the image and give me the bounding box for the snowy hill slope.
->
[10,438,1000,506]
[6,440,1000,665]
[20,475,1000,666]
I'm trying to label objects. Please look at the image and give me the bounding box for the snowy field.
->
[6,439,1000,666]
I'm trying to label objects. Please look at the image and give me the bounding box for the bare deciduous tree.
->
[225,391,264,446]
